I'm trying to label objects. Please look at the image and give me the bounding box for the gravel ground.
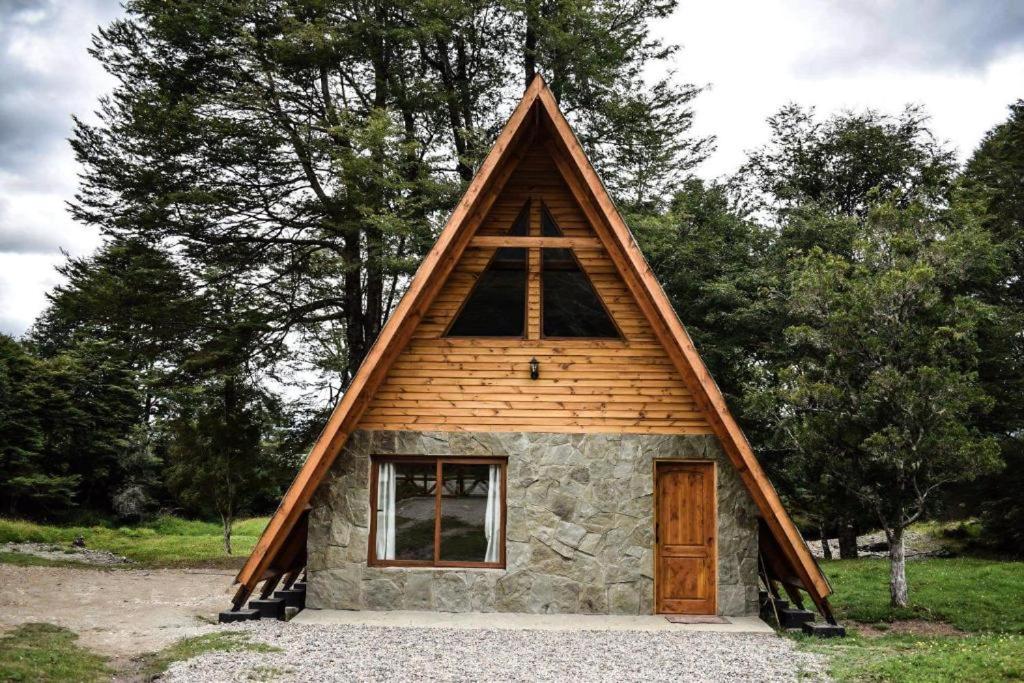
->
[808,527,952,559]
[3,541,130,566]
[164,621,829,682]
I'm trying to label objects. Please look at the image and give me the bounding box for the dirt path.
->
[0,564,234,657]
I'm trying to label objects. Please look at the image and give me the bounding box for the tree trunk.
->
[819,525,833,560]
[222,512,233,555]
[342,228,365,384]
[888,525,908,607]
[838,522,859,559]
[523,1,537,89]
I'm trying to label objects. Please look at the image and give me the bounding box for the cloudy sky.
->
[1,1,1022,336]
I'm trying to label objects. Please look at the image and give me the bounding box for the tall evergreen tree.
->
[71,0,707,387]
[161,268,293,549]
[27,239,199,516]
[631,179,770,403]
[0,336,79,516]
[0,334,143,517]
[958,101,1024,553]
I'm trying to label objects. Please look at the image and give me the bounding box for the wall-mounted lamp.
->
[529,357,539,380]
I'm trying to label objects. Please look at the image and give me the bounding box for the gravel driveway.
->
[164,621,829,682]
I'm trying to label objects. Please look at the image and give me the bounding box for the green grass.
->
[803,557,1024,682]
[0,515,269,568]
[139,631,281,679]
[800,632,1024,682]
[0,623,110,682]
[823,557,1024,633]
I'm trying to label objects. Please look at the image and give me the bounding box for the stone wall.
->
[306,430,759,616]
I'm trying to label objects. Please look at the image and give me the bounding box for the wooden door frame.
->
[652,459,718,615]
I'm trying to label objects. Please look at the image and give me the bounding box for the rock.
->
[403,573,434,610]
[608,583,640,614]
[363,574,405,610]
[433,573,471,612]
[548,492,577,520]
[554,521,588,549]
[2,542,129,567]
[163,621,830,682]
[577,532,602,556]
[307,566,362,610]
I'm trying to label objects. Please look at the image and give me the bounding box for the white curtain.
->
[376,463,396,560]
[484,464,501,563]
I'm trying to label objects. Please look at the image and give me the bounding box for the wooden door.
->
[655,462,716,614]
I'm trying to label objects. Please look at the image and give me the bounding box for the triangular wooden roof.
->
[234,75,831,613]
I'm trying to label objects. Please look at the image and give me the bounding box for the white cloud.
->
[0,251,64,335]
[654,0,1024,179]
[0,0,116,335]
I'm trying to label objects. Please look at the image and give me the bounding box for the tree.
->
[736,104,956,221]
[0,336,79,515]
[631,179,770,403]
[0,334,143,518]
[734,104,960,558]
[163,374,288,553]
[27,238,199,517]
[71,0,708,390]
[767,201,1002,606]
[37,340,146,514]
[958,100,1024,553]
[161,268,293,552]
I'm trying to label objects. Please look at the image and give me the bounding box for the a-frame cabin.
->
[231,75,834,621]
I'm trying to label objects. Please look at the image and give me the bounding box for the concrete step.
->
[249,598,286,621]
[218,608,261,623]
[778,607,815,629]
[274,588,306,609]
[802,621,846,638]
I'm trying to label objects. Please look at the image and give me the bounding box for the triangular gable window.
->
[446,200,619,339]
[446,202,529,337]
[540,206,619,338]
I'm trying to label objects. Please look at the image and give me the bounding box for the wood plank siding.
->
[359,148,712,435]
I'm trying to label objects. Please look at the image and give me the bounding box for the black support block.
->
[274,588,306,609]
[779,608,816,629]
[291,581,306,593]
[802,621,847,638]
[218,609,261,623]
[757,593,786,622]
[760,597,790,621]
[249,598,286,620]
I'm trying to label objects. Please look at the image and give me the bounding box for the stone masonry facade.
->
[306,430,759,616]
